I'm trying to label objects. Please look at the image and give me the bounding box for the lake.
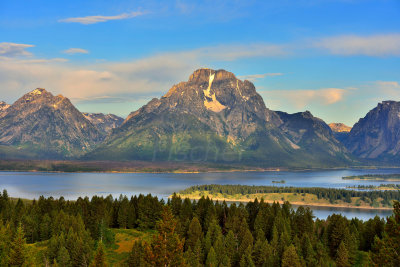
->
[1,168,399,220]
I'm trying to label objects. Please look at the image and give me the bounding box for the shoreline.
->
[343,178,400,182]
[174,195,393,211]
[1,161,400,174]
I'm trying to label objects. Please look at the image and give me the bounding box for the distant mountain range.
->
[329,123,352,143]
[0,68,398,167]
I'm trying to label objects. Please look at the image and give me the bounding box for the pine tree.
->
[225,230,238,264]
[302,234,317,267]
[239,247,255,267]
[90,241,107,267]
[186,217,202,250]
[281,245,301,267]
[145,207,186,266]
[117,196,129,229]
[206,247,218,267]
[0,222,12,266]
[184,247,200,267]
[127,240,146,267]
[56,246,70,267]
[9,224,27,267]
[238,228,253,256]
[371,201,400,266]
[219,255,231,267]
[213,233,225,264]
[335,242,350,267]
[253,238,270,266]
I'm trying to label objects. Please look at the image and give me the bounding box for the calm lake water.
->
[1,168,399,220]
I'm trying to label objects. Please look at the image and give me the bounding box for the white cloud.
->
[315,34,400,56]
[263,88,347,109]
[0,42,291,116]
[59,11,145,25]
[63,48,89,54]
[0,42,34,57]
[239,73,283,81]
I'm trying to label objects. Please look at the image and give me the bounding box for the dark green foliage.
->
[8,224,27,267]
[206,246,217,267]
[0,188,398,266]
[127,240,147,267]
[371,201,400,266]
[281,244,301,267]
[186,217,202,250]
[90,241,107,267]
[335,242,350,267]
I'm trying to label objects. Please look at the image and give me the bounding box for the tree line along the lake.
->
[0,189,399,266]
[179,184,400,208]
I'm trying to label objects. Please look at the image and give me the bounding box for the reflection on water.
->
[0,168,398,220]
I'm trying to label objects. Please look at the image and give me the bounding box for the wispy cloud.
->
[239,73,283,81]
[63,48,89,54]
[59,11,145,25]
[15,58,69,64]
[314,34,400,56]
[0,42,34,57]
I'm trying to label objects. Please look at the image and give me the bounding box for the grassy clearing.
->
[25,228,154,266]
[343,174,400,181]
[176,191,392,209]
[105,228,155,266]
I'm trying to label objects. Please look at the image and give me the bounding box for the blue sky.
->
[0,0,399,126]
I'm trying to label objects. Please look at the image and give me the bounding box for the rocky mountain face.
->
[0,101,10,118]
[345,101,400,161]
[276,111,352,164]
[329,123,352,143]
[83,113,124,135]
[329,123,351,133]
[87,69,352,167]
[0,88,103,158]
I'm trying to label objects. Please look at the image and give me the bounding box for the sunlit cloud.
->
[58,11,145,25]
[63,48,89,54]
[314,34,400,56]
[0,42,34,57]
[0,41,291,116]
[263,88,348,109]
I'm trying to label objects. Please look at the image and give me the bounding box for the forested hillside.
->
[0,190,399,266]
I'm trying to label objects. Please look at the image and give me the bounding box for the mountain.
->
[0,101,10,118]
[86,68,352,167]
[0,88,103,158]
[276,111,352,165]
[329,123,351,133]
[329,123,351,143]
[83,113,124,135]
[345,101,400,161]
